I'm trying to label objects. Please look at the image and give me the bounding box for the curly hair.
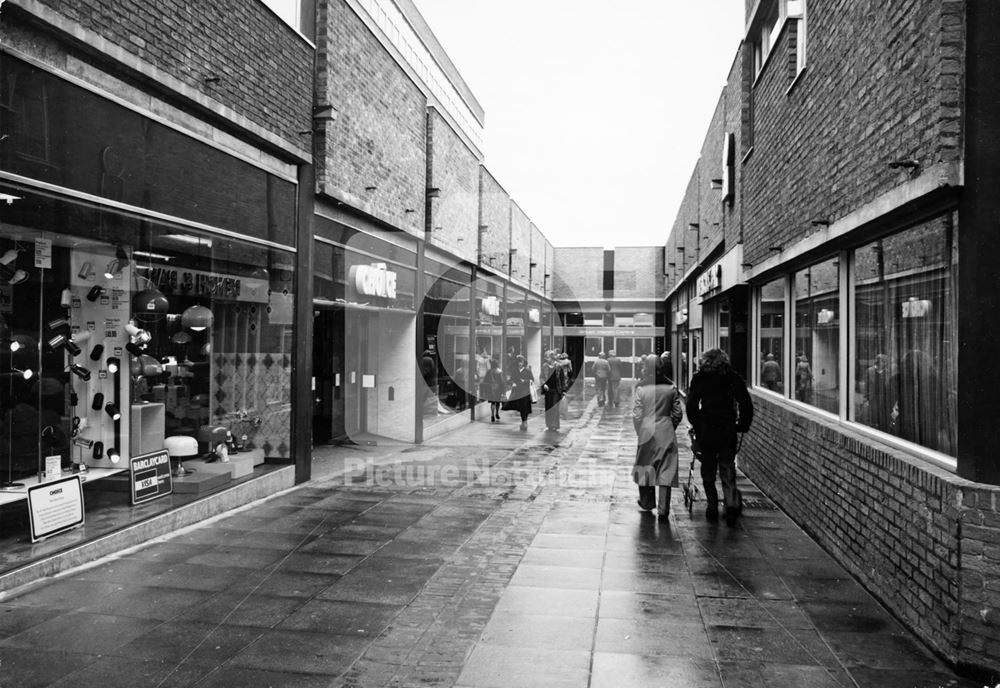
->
[698,348,732,375]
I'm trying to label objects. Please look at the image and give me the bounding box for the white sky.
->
[411,1,746,248]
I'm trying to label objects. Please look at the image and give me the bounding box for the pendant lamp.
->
[181,304,214,332]
[133,287,170,320]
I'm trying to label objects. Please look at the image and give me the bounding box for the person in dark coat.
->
[539,350,567,431]
[592,352,610,407]
[632,354,683,520]
[507,354,535,431]
[480,358,505,423]
[685,348,753,526]
[607,349,623,408]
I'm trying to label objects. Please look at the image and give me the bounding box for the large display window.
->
[0,183,295,499]
[422,257,472,423]
[794,258,839,413]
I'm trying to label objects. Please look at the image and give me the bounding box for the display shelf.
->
[0,468,126,507]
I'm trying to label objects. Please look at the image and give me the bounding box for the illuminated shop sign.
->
[481,295,500,317]
[349,263,397,299]
[902,298,931,318]
[528,308,540,323]
[696,265,722,297]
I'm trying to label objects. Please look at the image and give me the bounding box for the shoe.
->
[636,499,652,512]
[519,421,527,431]
[657,511,669,522]
[725,508,739,528]
[706,504,719,521]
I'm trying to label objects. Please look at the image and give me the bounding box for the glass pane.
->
[853,221,956,455]
[758,277,785,393]
[794,258,839,413]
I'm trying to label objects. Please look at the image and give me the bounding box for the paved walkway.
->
[0,397,982,687]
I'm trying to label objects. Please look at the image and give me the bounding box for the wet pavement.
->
[0,394,983,687]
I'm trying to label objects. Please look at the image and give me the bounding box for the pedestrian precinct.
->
[593,351,610,407]
[539,349,567,431]
[685,348,754,526]
[507,354,535,431]
[632,354,684,520]
[607,349,623,408]
[480,358,505,423]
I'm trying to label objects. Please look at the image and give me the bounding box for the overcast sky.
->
[410,1,745,248]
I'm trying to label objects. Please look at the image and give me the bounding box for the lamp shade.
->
[181,305,213,332]
[133,288,169,318]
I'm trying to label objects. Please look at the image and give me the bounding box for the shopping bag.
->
[529,384,539,404]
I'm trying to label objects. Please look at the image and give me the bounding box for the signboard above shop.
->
[349,263,397,300]
[696,265,722,297]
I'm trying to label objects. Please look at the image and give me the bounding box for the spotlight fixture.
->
[106,357,120,374]
[47,333,68,352]
[688,223,700,230]
[69,364,92,381]
[426,187,441,199]
[0,263,27,285]
[133,287,170,317]
[60,287,73,308]
[63,339,82,357]
[710,178,723,190]
[124,322,152,344]
[888,159,920,169]
[103,260,123,280]
[47,316,71,331]
[107,447,121,464]
[92,441,104,460]
[78,262,94,279]
[741,262,754,268]
[86,285,104,302]
[92,392,105,411]
[11,367,33,380]
[0,248,18,266]
[125,341,145,357]
[105,402,122,421]
[90,344,105,361]
[768,246,783,252]
[810,218,831,227]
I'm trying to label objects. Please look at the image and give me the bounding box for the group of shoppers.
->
[631,348,753,526]
[476,349,574,432]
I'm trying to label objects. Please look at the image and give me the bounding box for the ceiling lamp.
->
[133,287,170,319]
[181,305,214,332]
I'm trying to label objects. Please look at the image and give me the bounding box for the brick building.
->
[664,0,1000,676]
[0,0,558,586]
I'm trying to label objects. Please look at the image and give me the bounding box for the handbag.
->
[529,383,539,404]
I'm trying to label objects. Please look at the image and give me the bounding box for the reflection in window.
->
[758,277,785,394]
[794,258,838,413]
[853,221,956,455]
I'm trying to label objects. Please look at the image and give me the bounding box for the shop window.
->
[585,338,602,357]
[794,258,839,413]
[853,222,957,455]
[0,186,295,489]
[758,277,785,394]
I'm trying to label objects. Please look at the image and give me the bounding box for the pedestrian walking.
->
[607,349,623,408]
[507,354,535,431]
[632,354,684,521]
[539,349,567,431]
[761,352,781,391]
[480,358,505,423]
[593,351,610,407]
[795,354,813,402]
[557,351,574,418]
[685,348,753,527]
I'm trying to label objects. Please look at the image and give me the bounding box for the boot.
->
[657,486,671,521]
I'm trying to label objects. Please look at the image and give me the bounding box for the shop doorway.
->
[313,307,377,444]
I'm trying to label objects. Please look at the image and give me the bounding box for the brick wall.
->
[479,168,511,275]
[743,391,1000,675]
[315,0,426,236]
[613,247,664,299]
[15,0,312,145]
[529,224,546,293]
[552,247,603,303]
[510,202,532,287]
[741,0,965,266]
[427,108,479,265]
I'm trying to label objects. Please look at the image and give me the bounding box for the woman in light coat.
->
[632,354,684,519]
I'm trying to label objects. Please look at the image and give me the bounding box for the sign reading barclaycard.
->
[349,263,397,300]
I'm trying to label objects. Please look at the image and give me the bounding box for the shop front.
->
[0,54,298,572]
[695,247,749,380]
[312,216,418,444]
